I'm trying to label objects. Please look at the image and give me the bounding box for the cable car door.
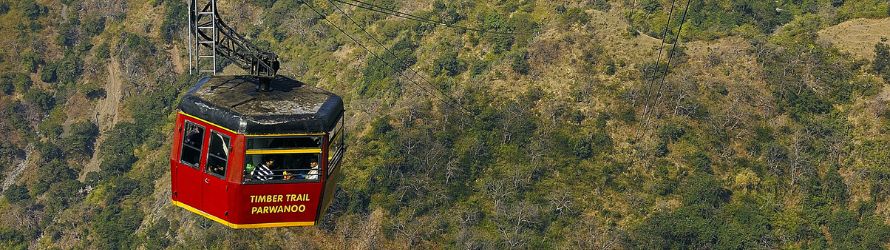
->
[177,120,206,209]
[202,130,232,219]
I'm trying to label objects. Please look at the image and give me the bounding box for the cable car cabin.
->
[170,75,345,228]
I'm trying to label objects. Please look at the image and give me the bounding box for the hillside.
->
[1,0,889,248]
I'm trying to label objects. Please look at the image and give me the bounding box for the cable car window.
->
[247,136,321,150]
[328,116,344,176]
[243,153,321,183]
[180,121,205,168]
[206,131,230,178]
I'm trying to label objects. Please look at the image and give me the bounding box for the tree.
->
[873,40,890,82]
[81,15,106,38]
[0,228,27,250]
[1,80,11,95]
[432,51,465,76]
[360,37,416,97]
[62,121,99,157]
[685,151,712,174]
[39,63,57,83]
[560,8,589,28]
[160,0,185,42]
[21,0,45,19]
[511,51,530,75]
[24,89,55,112]
[3,184,30,203]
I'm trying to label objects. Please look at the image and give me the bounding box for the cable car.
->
[170,75,345,228]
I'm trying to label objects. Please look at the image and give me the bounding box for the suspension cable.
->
[331,0,527,36]
[303,1,470,114]
[640,0,677,118]
[326,0,469,111]
[652,0,693,111]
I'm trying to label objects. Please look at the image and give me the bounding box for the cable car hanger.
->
[188,0,279,91]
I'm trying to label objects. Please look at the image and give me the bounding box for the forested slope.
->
[1,0,889,248]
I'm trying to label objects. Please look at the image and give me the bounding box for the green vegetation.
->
[3,184,30,203]
[874,39,890,81]
[0,0,888,248]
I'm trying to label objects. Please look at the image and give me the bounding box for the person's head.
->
[310,160,318,167]
[265,159,274,165]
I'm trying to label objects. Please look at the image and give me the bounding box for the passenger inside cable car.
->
[243,136,323,183]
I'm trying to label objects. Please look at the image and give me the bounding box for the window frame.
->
[242,136,324,184]
[327,116,345,176]
[205,130,231,179]
[179,120,205,169]
[246,136,323,150]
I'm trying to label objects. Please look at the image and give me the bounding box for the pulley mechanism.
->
[187,0,280,91]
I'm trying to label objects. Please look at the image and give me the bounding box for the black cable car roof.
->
[179,75,344,135]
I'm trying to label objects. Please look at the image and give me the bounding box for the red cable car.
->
[170,76,345,228]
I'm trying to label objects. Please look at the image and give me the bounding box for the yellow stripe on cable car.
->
[172,200,315,228]
[246,133,326,137]
[246,148,322,154]
[179,112,328,136]
[178,112,238,134]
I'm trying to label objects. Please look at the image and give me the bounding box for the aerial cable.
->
[640,0,677,124]
[325,0,470,114]
[652,0,693,111]
[331,0,527,36]
[303,1,470,114]
[648,0,677,86]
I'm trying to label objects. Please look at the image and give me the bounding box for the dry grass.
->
[818,17,890,61]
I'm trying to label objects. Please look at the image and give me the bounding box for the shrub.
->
[62,121,99,156]
[253,0,276,8]
[604,59,616,75]
[57,22,77,47]
[56,53,83,85]
[21,52,41,73]
[32,159,75,195]
[80,82,106,99]
[831,0,844,7]
[160,0,185,42]
[685,151,712,174]
[655,141,669,157]
[593,0,611,12]
[590,131,614,156]
[3,184,30,203]
[42,180,84,218]
[480,11,514,53]
[873,41,890,82]
[21,0,45,19]
[1,81,11,95]
[511,50,530,75]
[99,122,141,173]
[81,15,106,38]
[360,37,416,97]
[0,228,27,249]
[561,8,590,27]
[432,51,465,76]
[91,205,144,248]
[658,123,685,142]
[39,63,57,83]
[94,43,110,60]
[24,89,54,112]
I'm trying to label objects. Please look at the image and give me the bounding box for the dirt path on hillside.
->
[80,58,124,181]
[170,44,184,74]
[2,145,34,191]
